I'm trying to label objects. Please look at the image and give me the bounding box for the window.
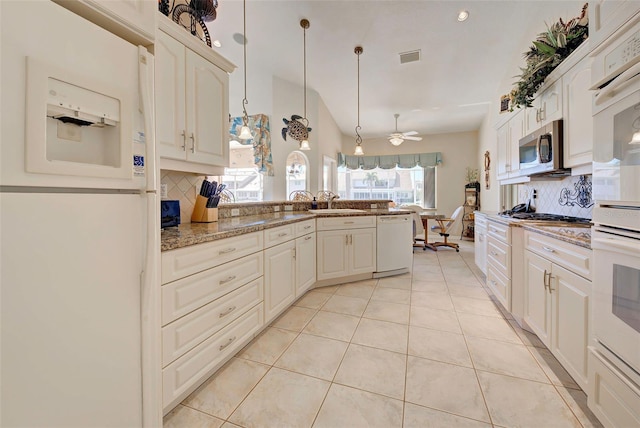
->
[337,165,436,208]
[286,151,309,197]
[212,140,263,202]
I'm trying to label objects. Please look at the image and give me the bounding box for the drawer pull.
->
[219,306,237,318]
[490,251,498,256]
[219,336,237,351]
[304,235,313,241]
[277,232,289,237]
[542,246,556,253]
[490,280,497,286]
[219,275,236,285]
[219,247,236,255]
[344,221,354,224]
[304,225,312,229]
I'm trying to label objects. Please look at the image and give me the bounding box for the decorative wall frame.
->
[484,151,491,190]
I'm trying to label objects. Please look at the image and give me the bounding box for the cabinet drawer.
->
[163,304,264,411]
[487,220,511,244]
[588,349,640,428]
[162,232,263,284]
[295,219,315,237]
[475,214,487,228]
[264,223,296,248]
[162,252,263,325]
[316,216,376,231]
[486,261,511,311]
[487,235,510,277]
[524,231,592,280]
[162,277,263,366]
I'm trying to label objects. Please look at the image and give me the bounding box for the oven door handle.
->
[592,236,640,253]
[594,62,640,106]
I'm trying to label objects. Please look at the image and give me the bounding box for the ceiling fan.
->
[388,113,422,146]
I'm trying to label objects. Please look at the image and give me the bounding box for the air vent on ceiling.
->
[399,50,421,64]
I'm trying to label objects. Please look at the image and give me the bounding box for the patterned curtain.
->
[229,114,274,176]
[337,152,442,170]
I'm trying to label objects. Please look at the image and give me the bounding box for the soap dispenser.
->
[311,197,318,209]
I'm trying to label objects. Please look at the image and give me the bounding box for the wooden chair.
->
[315,191,336,201]
[218,189,235,204]
[288,190,314,201]
[431,206,464,252]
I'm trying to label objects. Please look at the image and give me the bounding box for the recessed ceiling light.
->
[457,10,469,22]
[213,40,222,48]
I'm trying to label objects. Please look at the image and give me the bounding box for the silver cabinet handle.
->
[277,232,288,237]
[304,235,312,241]
[543,269,549,291]
[219,247,236,255]
[190,132,195,153]
[542,246,556,253]
[292,248,296,259]
[180,130,186,150]
[344,221,354,224]
[490,280,497,286]
[345,234,349,245]
[490,250,498,256]
[304,225,312,229]
[219,306,236,318]
[349,234,353,245]
[544,271,555,293]
[219,336,236,351]
[219,275,236,285]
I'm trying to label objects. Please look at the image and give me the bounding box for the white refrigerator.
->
[1,1,159,426]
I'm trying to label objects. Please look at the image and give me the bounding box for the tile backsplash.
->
[161,170,205,224]
[517,175,594,219]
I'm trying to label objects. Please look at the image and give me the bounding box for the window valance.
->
[229,114,274,176]
[337,152,442,170]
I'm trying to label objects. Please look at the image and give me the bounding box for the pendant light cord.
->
[300,19,310,127]
[242,0,248,126]
[355,46,363,145]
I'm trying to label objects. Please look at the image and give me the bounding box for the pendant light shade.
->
[354,46,364,156]
[299,139,311,151]
[630,131,640,145]
[238,0,251,140]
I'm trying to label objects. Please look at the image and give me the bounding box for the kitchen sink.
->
[308,209,366,214]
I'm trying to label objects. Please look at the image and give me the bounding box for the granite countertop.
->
[161,209,411,251]
[481,212,592,249]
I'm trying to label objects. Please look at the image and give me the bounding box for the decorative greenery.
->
[465,167,479,184]
[510,4,589,110]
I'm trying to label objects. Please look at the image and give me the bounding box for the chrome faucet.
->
[328,195,340,209]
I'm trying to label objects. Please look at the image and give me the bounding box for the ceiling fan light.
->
[238,125,253,140]
[457,10,469,22]
[390,137,403,146]
[299,139,311,150]
[354,144,364,156]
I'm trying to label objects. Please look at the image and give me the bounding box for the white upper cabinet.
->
[562,55,594,168]
[53,0,156,45]
[589,0,640,49]
[156,30,229,171]
[496,110,524,180]
[524,79,563,135]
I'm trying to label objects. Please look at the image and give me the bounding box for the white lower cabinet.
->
[523,231,592,391]
[264,240,296,324]
[474,214,487,274]
[317,226,376,281]
[486,220,511,310]
[263,222,316,324]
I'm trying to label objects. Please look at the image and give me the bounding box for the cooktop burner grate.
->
[499,212,592,223]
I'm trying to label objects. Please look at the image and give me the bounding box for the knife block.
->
[191,195,218,223]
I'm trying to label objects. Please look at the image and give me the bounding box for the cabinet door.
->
[496,122,510,180]
[524,106,539,136]
[295,234,316,296]
[523,250,552,347]
[551,264,590,391]
[317,230,349,280]
[349,228,376,275]
[539,80,562,125]
[185,50,229,167]
[508,111,524,177]
[589,0,640,49]
[264,241,296,323]
[156,32,187,160]
[85,0,155,40]
[563,57,593,168]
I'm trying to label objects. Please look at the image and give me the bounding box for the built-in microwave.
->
[518,119,564,175]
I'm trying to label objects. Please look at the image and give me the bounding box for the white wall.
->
[341,131,480,217]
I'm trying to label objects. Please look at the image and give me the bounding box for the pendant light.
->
[299,19,311,151]
[354,46,364,155]
[238,0,252,140]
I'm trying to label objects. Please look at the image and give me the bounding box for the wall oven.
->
[589,12,640,428]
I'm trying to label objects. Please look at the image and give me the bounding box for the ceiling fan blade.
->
[403,131,419,136]
[404,136,422,141]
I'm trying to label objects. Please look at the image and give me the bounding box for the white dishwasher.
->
[374,214,413,277]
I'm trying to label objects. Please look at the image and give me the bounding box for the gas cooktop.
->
[499,212,592,224]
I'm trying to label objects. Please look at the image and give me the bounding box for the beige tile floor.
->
[164,240,603,428]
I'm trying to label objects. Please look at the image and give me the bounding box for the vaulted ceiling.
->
[205,1,586,139]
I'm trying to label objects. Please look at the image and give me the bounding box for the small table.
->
[419,213,444,251]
